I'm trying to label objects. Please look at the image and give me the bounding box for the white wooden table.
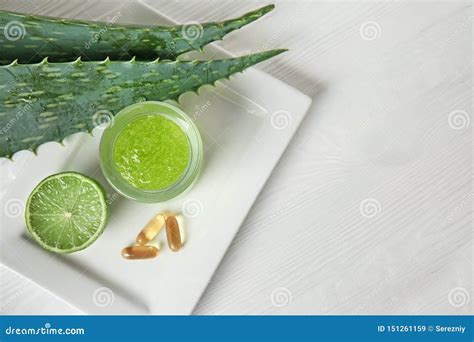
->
[1,0,472,315]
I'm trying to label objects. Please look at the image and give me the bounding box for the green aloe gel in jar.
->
[100,101,203,202]
[113,115,191,190]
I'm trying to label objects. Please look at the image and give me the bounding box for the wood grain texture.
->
[0,0,472,315]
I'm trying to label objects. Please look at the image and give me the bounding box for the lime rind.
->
[25,172,108,254]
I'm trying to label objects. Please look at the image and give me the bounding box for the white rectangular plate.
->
[0,1,311,314]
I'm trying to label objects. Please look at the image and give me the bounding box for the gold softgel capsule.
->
[136,214,165,246]
[121,245,159,260]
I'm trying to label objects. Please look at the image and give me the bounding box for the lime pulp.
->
[25,172,108,254]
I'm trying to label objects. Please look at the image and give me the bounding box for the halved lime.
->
[25,172,108,254]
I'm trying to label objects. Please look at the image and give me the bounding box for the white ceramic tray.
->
[0,1,311,314]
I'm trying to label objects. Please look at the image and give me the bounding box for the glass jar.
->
[99,101,203,203]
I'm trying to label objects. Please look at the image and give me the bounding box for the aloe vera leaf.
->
[0,49,286,158]
[0,5,274,65]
